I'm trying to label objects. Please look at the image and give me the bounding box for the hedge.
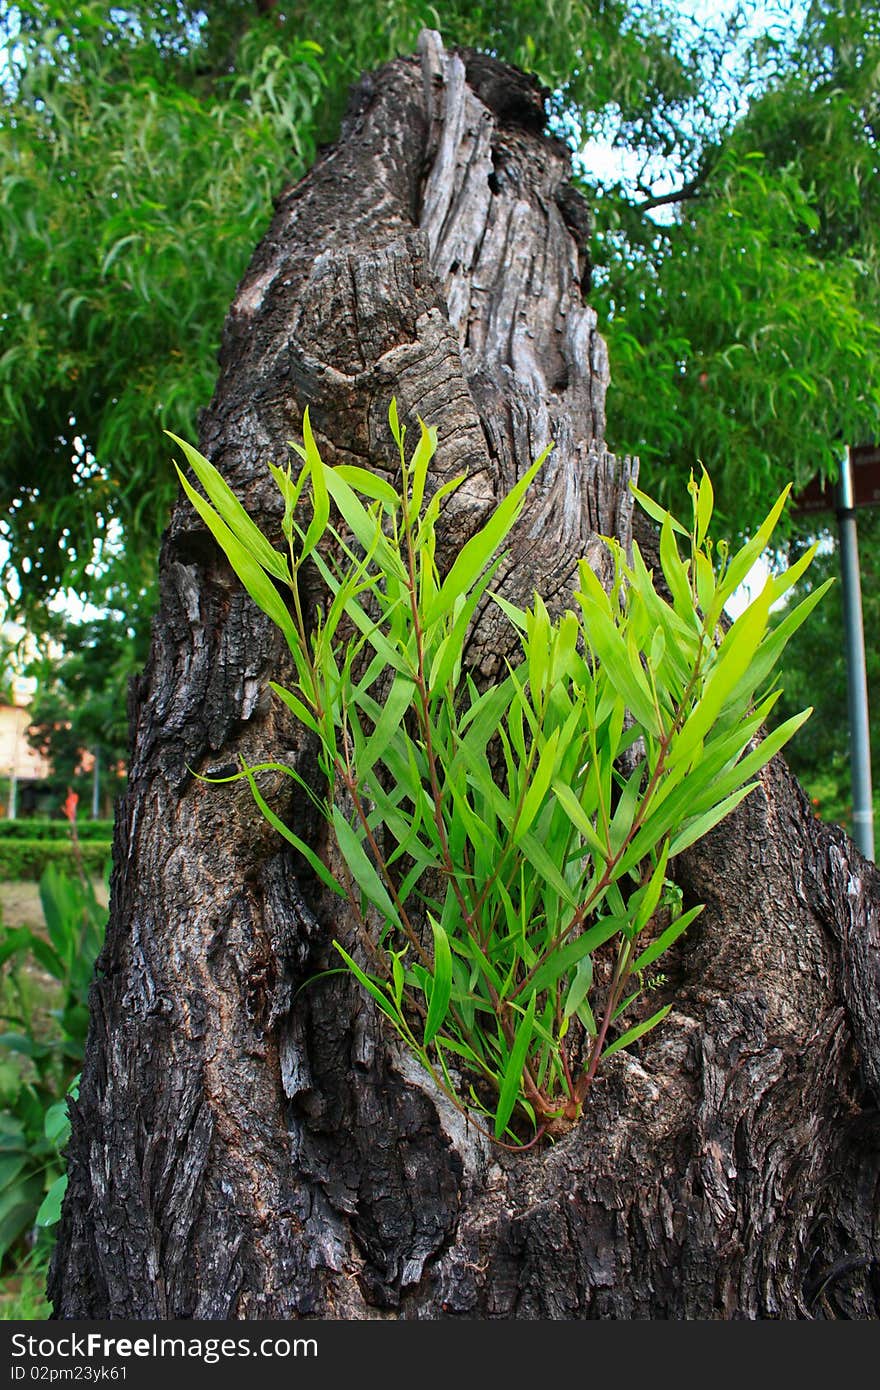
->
[0,839,112,882]
[0,819,114,843]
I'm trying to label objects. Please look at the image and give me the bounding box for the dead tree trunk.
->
[50,32,880,1320]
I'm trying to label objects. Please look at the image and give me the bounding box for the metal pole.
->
[836,447,875,860]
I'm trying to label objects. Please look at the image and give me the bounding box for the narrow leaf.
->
[631,904,703,975]
[239,761,343,896]
[333,944,405,1027]
[601,1004,672,1060]
[331,805,400,928]
[428,449,550,624]
[494,994,536,1139]
[527,915,621,996]
[167,433,290,582]
[668,783,758,856]
[424,917,453,1045]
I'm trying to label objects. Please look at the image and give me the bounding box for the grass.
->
[0,1250,51,1320]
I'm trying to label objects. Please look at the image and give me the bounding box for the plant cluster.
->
[173,404,827,1145]
[0,863,106,1268]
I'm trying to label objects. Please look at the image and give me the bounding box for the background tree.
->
[49,33,880,1318]
[0,0,689,618]
[24,606,148,815]
[591,0,880,527]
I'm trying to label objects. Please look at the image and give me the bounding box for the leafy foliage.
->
[0,862,106,1269]
[590,0,880,533]
[172,402,823,1143]
[1,1,872,846]
[0,0,692,620]
[0,1,325,608]
[23,607,149,813]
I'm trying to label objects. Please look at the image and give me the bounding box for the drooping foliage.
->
[590,0,880,531]
[0,0,693,617]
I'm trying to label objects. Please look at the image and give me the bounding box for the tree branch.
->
[632,176,703,212]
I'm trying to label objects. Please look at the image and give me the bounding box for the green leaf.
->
[631,904,703,974]
[669,584,773,768]
[44,1099,71,1148]
[526,915,622,996]
[238,760,344,896]
[494,994,536,1139]
[695,468,714,545]
[728,579,833,702]
[699,708,812,809]
[428,559,501,693]
[518,830,578,907]
[514,729,560,840]
[167,433,290,582]
[427,448,551,625]
[323,466,402,574]
[659,511,694,617]
[299,408,331,562]
[424,916,453,1045]
[331,805,400,928]
[631,842,671,934]
[35,1173,67,1228]
[601,1004,672,1060]
[630,483,689,535]
[490,591,529,633]
[668,783,758,856]
[269,680,320,736]
[563,955,594,1024]
[574,591,660,733]
[391,951,405,1008]
[717,485,791,602]
[551,778,611,860]
[332,465,401,509]
[359,675,415,776]
[174,465,300,650]
[408,418,438,516]
[332,944,405,1028]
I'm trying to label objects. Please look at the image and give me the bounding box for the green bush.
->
[0,840,111,882]
[0,820,114,843]
[173,401,827,1146]
[1,863,107,1270]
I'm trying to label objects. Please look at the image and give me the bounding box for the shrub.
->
[0,840,111,882]
[172,402,828,1145]
[0,863,106,1269]
[0,820,114,843]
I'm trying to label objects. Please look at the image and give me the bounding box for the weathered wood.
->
[50,31,880,1320]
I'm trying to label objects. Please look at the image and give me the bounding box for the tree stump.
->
[50,31,880,1320]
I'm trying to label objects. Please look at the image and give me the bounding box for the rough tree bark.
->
[51,32,880,1320]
